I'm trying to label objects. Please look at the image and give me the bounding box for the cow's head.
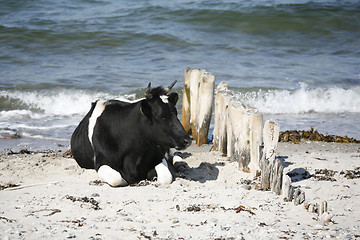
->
[140,81,191,150]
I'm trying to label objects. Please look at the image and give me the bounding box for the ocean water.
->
[1,0,359,151]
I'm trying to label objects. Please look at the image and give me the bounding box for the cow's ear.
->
[140,101,152,123]
[168,92,178,105]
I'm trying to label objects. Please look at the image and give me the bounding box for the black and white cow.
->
[70,81,191,187]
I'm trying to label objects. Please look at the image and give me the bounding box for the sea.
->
[1,0,359,151]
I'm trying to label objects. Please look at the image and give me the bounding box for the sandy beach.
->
[0,141,359,239]
[2,1,360,239]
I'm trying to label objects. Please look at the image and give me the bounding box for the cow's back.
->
[71,100,133,169]
[71,102,97,169]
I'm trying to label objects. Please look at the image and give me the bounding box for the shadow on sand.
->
[171,151,220,183]
[277,156,311,183]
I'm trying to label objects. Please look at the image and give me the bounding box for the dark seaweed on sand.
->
[279,128,360,144]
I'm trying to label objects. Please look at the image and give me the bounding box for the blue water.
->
[1,0,359,150]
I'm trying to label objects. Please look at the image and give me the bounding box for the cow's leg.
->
[164,149,185,177]
[164,149,176,176]
[97,165,128,187]
[155,158,173,186]
[164,149,174,162]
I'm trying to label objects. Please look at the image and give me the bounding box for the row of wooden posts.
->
[180,67,279,179]
[180,67,331,223]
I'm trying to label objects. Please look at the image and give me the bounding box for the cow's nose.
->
[175,135,192,150]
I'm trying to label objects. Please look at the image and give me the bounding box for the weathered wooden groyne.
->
[181,67,215,146]
[213,82,263,177]
[181,68,332,224]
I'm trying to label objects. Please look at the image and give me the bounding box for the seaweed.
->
[59,218,86,227]
[62,149,73,158]
[7,149,33,155]
[186,204,201,212]
[312,169,337,181]
[340,167,360,179]
[6,149,55,155]
[65,195,101,210]
[279,128,360,144]
[234,205,256,215]
[89,180,105,186]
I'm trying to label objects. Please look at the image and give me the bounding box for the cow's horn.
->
[165,80,177,93]
[145,82,152,99]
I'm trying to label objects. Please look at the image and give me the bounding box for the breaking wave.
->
[0,89,135,117]
[234,83,360,114]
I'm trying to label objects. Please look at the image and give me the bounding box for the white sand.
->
[0,142,359,239]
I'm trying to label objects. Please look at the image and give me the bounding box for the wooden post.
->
[308,204,316,213]
[260,164,271,190]
[319,201,327,216]
[319,201,332,224]
[236,107,263,175]
[248,108,263,177]
[262,120,280,163]
[236,108,251,172]
[270,158,283,195]
[282,174,293,201]
[260,119,280,189]
[196,71,215,146]
[215,81,228,93]
[293,188,305,205]
[213,82,229,152]
[219,94,232,153]
[182,67,215,146]
[188,68,202,140]
[227,101,245,160]
[181,68,191,133]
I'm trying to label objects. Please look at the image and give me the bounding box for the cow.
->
[70,81,191,187]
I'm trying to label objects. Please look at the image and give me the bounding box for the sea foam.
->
[0,89,133,116]
[234,83,360,114]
